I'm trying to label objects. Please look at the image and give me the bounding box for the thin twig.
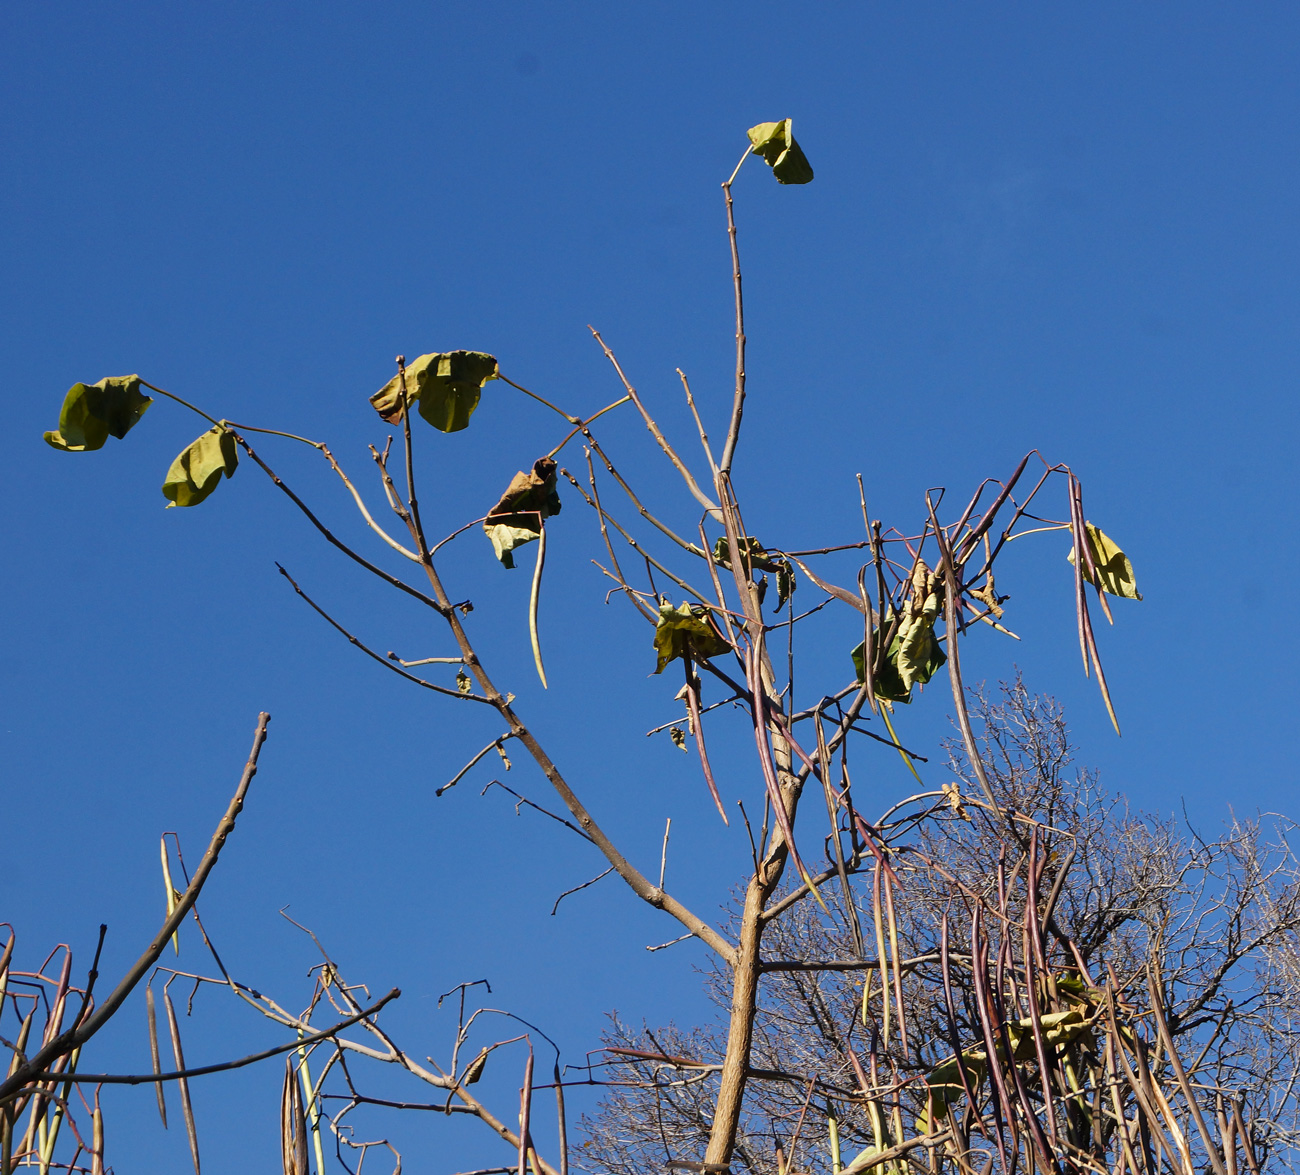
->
[588,327,721,519]
[0,715,272,1102]
[277,566,492,705]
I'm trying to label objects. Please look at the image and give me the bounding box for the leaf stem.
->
[220,422,323,448]
[137,381,221,428]
[545,395,632,460]
[498,375,581,424]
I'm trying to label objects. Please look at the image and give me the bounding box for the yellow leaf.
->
[1068,522,1142,599]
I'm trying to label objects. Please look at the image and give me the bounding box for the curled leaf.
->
[483,457,561,568]
[456,668,472,695]
[1067,522,1142,600]
[917,1046,988,1134]
[712,536,795,611]
[746,119,814,185]
[370,351,499,432]
[851,564,946,703]
[463,1047,489,1085]
[45,376,152,451]
[653,602,731,674]
[163,426,238,507]
[670,726,688,752]
[894,565,944,691]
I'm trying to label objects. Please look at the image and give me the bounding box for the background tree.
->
[585,680,1300,1172]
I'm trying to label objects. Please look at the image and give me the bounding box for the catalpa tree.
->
[9,120,1232,1175]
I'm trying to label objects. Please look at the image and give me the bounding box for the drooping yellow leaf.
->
[746,119,814,185]
[653,602,731,674]
[1067,522,1142,600]
[162,426,238,507]
[369,351,499,432]
[45,376,152,451]
[482,457,561,568]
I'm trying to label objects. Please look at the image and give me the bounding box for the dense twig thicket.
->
[16,120,1289,1175]
[584,682,1300,1174]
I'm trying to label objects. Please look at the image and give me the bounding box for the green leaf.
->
[653,602,731,674]
[712,536,795,611]
[851,609,946,705]
[483,456,561,568]
[1068,522,1142,600]
[746,119,814,185]
[894,589,944,692]
[369,351,499,432]
[45,375,152,451]
[162,426,238,507]
[916,1047,988,1134]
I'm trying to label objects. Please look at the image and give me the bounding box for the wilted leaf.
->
[463,1047,489,1085]
[852,563,946,702]
[851,614,946,704]
[894,574,943,691]
[746,119,814,185]
[653,602,731,674]
[369,351,499,432]
[942,782,969,821]
[916,1046,988,1134]
[670,726,688,752]
[456,668,472,694]
[483,456,561,568]
[712,536,795,611]
[45,375,152,451]
[163,426,238,507]
[1068,522,1142,600]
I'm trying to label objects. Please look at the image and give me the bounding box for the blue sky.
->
[3,3,1299,1170]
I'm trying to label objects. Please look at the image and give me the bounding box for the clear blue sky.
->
[4,3,1298,1170]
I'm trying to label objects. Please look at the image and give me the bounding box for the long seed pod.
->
[281,1056,307,1175]
[817,711,863,956]
[745,642,819,903]
[38,1045,79,1175]
[856,565,878,715]
[1071,476,1114,625]
[969,910,1017,1165]
[163,989,200,1175]
[518,1047,534,1175]
[938,914,983,1139]
[0,931,14,1006]
[529,520,548,689]
[296,1043,325,1175]
[90,1097,104,1175]
[160,838,181,956]
[882,867,908,1056]
[685,661,727,824]
[927,502,997,808]
[1231,1101,1262,1175]
[1066,473,1090,676]
[872,860,891,1048]
[553,1058,568,1175]
[1146,964,1228,1175]
[146,987,168,1128]
[1020,834,1060,1150]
